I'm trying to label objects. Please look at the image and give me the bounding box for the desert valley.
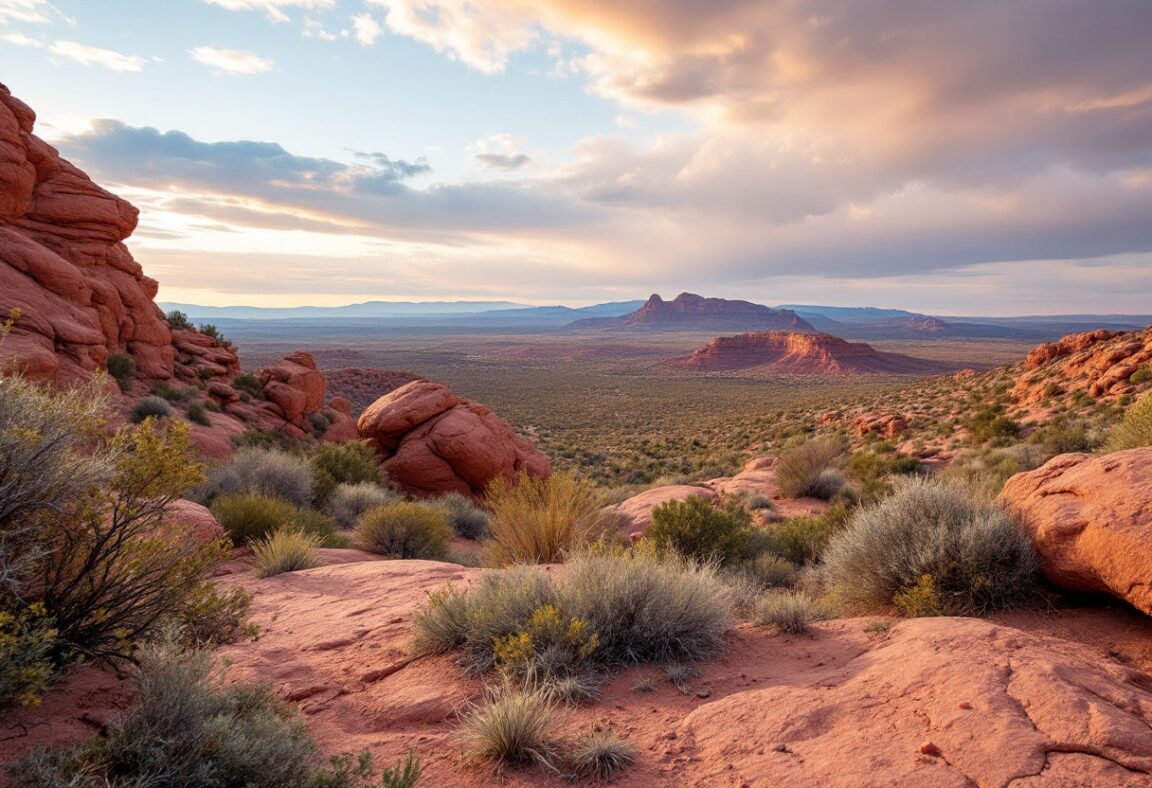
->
[2,3,1152,787]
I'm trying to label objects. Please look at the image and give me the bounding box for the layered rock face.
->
[1001,448,1152,614]
[672,331,949,374]
[0,84,174,385]
[570,292,815,331]
[1014,326,1152,402]
[357,380,551,496]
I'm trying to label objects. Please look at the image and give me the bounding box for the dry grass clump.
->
[484,473,611,566]
[457,683,560,768]
[252,529,323,577]
[567,729,637,781]
[355,501,453,560]
[822,476,1037,615]
[1105,393,1152,452]
[752,591,825,634]
[776,437,846,499]
[210,493,339,547]
[325,481,394,528]
[194,447,315,507]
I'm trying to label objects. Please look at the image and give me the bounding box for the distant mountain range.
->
[160,297,1151,341]
[569,293,813,332]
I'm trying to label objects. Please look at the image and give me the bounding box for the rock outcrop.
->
[569,292,815,332]
[1014,326,1152,403]
[0,83,175,385]
[1000,448,1152,615]
[357,380,551,496]
[670,331,951,375]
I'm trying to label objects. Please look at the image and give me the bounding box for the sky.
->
[1,0,1151,315]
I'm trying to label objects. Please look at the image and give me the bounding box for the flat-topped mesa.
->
[0,83,176,386]
[569,292,815,331]
[672,330,950,375]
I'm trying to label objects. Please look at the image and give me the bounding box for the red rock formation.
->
[322,368,426,414]
[357,380,551,496]
[1014,326,1152,403]
[671,331,951,375]
[0,84,175,386]
[570,292,815,331]
[1000,448,1152,615]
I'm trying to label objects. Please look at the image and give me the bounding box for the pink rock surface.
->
[609,485,719,533]
[1001,448,1152,614]
[164,498,225,543]
[358,381,550,497]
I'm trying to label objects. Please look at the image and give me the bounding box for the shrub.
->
[649,496,750,564]
[822,477,1038,615]
[356,502,453,560]
[754,506,849,566]
[1031,417,1096,456]
[311,442,379,505]
[326,482,394,528]
[436,491,491,540]
[968,407,1021,444]
[752,591,824,634]
[560,547,730,666]
[130,395,172,423]
[568,729,636,781]
[150,380,187,401]
[211,494,339,547]
[253,530,323,577]
[846,450,924,501]
[1105,393,1152,452]
[0,604,57,708]
[105,352,136,393]
[166,309,192,330]
[194,447,315,507]
[9,641,370,787]
[380,751,422,788]
[457,683,559,768]
[186,401,212,426]
[777,437,846,499]
[740,553,797,589]
[233,372,264,399]
[0,375,112,596]
[175,583,255,648]
[485,472,611,566]
[492,603,600,682]
[745,492,776,511]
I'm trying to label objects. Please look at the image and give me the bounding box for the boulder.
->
[257,351,326,429]
[164,499,225,543]
[1000,448,1152,614]
[358,381,550,497]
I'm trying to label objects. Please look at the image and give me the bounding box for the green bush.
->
[150,380,188,401]
[233,372,264,399]
[186,401,212,426]
[166,310,192,330]
[822,477,1038,615]
[0,604,57,708]
[356,502,453,560]
[311,442,379,505]
[130,395,172,423]
[326,482,394,528]
[379,751,422,788]
[435,491,491,540]
[194,447,315,507]
[1105,393,1152,452]
[968,406,1021,444]
[846,451,924,501]
[485,472,611,566]
[648,496,750,564]
[211,494,338,547]
[754,506,849,566]
[777,437,846,499]
[253,529,323,577]
[105,352,136,393]
[1030,417,1097,456]
[9,641,374,787]
[1130,365,1152,385]
[752,591,824,634]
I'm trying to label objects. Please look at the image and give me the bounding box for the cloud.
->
[0,0,58,24]
[2,31,42,46]
[49,40,146,71]
[201,0,334,24]
[189,46,274,75]
[476,152,532,170]
[350,12,382,45]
